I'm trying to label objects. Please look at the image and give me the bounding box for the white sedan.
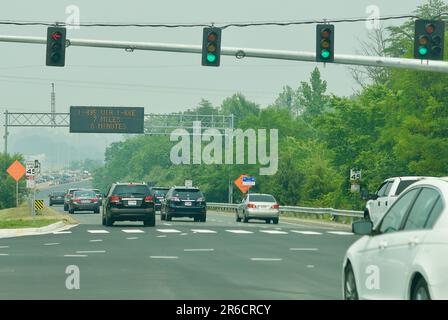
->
[343,177,448,300]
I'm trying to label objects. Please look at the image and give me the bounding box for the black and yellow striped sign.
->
[34,199,44,210]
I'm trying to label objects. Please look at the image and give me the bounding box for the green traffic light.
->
[321,49,330,59]
[207,53,216,63]
[418,46,428,56]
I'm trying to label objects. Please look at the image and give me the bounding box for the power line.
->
[0,13,446,29]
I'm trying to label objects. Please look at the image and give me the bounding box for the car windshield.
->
[113,185,149,196]
[395,180,420,196]
[249,194,276,202]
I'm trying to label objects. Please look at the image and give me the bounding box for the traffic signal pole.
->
[0,35,448,73]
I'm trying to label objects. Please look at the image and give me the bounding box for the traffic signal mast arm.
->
[1,34,448,73]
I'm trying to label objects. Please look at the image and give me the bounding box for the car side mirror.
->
[369,194,379,200]
[352,220,373,235]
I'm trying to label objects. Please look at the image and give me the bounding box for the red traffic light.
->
[51,32,62,41]
[321,28,332,38]
[207,32,217,42]
[425,23,435,34]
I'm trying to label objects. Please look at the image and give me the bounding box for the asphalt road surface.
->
[0,181,359,299]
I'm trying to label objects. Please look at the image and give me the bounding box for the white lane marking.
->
[290,230,322,235]
[327,231,354,235]
[282,221,335,230]
[89,239,103,242]
[180,233,188,236]
[121,229,145,234]
[307,265,315,268]
[290,248,319,251]
[87,230,110,234]
[157,235,167,238]
[0,253,9,256]
[183,248,214,252]
[191,229,217,234]
[126,237,139,240]
[64,254,87,257]
[76,250,106,254]
[163,223,172,226]
[225,229,254,234]
[54,231,72,234]
[44,243,60,246]
[157,229,181,233]
[250,258,282,261]
[150,256,178,259]
[259,230,288,234]
[0,246,10,248]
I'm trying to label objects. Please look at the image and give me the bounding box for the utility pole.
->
[3,110,8,155]
[51,83,56,127]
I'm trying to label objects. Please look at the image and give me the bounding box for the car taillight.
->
[73,198,81,203]
[91,198,98,203]
[144,195,154,203]
[271,204,280,209]
[66,194,71,197]
[109,195,121,203]
[247,203,256,208]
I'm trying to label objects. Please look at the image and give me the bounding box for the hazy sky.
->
[0,0,427,158]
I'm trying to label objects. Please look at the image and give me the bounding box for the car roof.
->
[248,193,275,196]
[151,187,170,190]
[171,186,200,190]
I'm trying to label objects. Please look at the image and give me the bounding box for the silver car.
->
[236,193,280,224]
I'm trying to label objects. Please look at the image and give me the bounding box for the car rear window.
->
[395,180,420,196]
[152,188,169,196]
[172,189,203,199]
[113,185,150,196]
[249,194,276,202]
[74,190,96,198]
[52,192,65,196]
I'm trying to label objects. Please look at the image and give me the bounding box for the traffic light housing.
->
[202,27,222,67]
[316,24,334,63]
[46,27,67,67]
[414,19,445,60]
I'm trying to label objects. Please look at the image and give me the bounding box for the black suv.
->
[161,186,206,222]
[49,191,66,206]
[150,187,170,212]
[102,183,155,227]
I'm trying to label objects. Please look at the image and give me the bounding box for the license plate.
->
[128,200,137,206]
[184,201,192,206]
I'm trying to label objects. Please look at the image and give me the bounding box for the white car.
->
[343,177,448,300]
[236,193,280,224]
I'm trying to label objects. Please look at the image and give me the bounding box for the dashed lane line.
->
[126,237,139,240]
[290,248,319,251]
[44,243,60,246]
[121,229,145,234]
[76,250,106,254]
[150,256,179,259]
[326,231,354,235]
[53,231,72,235]
[64,254,88,257]
[89,239,103,242]
[250,258,283,261]
[191,229,217,234]
[156,229,181,233]
[87,230,110,234]
[0,246,10,248]
[259,230,288,235]
[0,253,9,256]
[183,248,215,252]
[290,230,323,235]
[225,230,254,234]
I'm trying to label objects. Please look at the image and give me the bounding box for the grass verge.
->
[0,203,78,229]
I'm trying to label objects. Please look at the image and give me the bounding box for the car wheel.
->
[236,214,241,222]
[194,216,200,222]
[105,214,114,227]
[49,202,53,206]
[411,277,431,300]
[94,208,100,214]
[243,214,249,223]
[64,204,68,211]
[272,218,279,224]
[265,219,271,224]
[161,211,166,221]
[344,263,359,300]
[144,215,156,227]
[69,207,75,214]
[201,214,206,223]
[166,212,172,221]
[102,215,106,226]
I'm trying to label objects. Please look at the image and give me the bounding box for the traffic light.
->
[202,27,222,67]
[46,27,67,67]
[414,19,445,60]
[316,24,334,63]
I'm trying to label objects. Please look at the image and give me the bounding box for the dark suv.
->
[49,191,66,206]
[102,183,155,227]
[150,187,170,212]
[161,186,206,222]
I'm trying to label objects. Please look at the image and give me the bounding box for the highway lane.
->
[0,182,359,299]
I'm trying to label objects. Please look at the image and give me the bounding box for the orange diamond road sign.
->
[234,174,251,194]
[6,160,26,182]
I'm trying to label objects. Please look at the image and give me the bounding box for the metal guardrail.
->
[207,202,364,219]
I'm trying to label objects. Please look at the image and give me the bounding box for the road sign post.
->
[6,160,26,208]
